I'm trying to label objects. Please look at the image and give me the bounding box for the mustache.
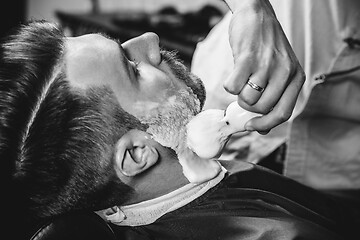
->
[160,48,185,70]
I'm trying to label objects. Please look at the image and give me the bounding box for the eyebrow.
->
[98,32,124,53]
[98,32,117,41]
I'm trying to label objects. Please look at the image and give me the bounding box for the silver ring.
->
[247,80,265,93]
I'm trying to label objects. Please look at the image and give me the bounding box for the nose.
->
[122,32,161,66]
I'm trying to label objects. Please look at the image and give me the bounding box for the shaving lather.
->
[186,101,261,159]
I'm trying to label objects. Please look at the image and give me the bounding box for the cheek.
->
[139,67,178,99]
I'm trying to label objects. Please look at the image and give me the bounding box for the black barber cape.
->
[111,160,357,240]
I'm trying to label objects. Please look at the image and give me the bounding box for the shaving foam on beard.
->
[186,101,261,159]
[139,88,222,184]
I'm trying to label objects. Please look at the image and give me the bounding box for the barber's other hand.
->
[224,0,305,133]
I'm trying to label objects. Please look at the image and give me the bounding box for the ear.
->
[114,129,159,178]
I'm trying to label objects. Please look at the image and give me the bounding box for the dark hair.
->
[0,20,146,220]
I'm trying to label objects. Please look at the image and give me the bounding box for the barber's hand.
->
[224,0,305,133]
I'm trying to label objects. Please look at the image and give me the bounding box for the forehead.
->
[63,34,124,89]
[64,33,120,65]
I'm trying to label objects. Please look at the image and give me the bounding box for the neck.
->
[124,147,189,205]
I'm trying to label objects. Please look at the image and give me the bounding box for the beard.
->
[160,49,206,110]
[136,50,206,153]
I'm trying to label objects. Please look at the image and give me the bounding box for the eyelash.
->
[131,60,140,77]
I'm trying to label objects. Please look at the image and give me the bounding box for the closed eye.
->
[130,60,140,77]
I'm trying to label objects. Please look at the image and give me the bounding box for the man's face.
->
[65,32,205,150]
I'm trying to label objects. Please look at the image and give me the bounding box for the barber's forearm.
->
[223,0,271,14]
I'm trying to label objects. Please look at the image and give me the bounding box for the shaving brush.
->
[186,101,260,159]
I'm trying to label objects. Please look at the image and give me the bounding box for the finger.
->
[239,70,268,106]
[223,55,253,95]
[251,67,290,113]
[245,71,305,132]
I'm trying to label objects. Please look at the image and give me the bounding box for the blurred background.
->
[1,0,228,65]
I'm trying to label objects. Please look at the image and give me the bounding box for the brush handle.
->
[221,101,260,136]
